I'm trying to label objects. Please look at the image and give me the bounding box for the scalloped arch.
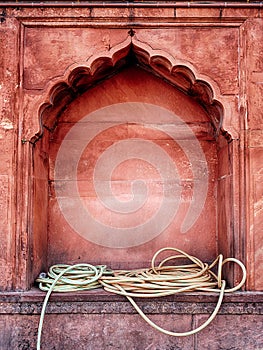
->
[34,36,225,142]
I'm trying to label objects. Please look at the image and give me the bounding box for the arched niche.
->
[29,38,238,288]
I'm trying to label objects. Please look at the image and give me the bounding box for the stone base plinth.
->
[0,290,262,350]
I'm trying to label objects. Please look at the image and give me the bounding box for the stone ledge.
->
[3,4,262,21]
[0,289,262,315]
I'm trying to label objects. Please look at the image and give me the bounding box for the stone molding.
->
[0,291,262,315]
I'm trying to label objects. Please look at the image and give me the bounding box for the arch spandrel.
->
[24,35,235,143]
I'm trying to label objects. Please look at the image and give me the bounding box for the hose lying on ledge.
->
[36,247,247,349]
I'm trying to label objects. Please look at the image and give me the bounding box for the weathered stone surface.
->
[23,28,128,89]
[246,19,263,130]
[223,8,259,18]
[253,173,263,291]
[135,27,239,95]
[0,4,263,349]
[0,292,262,315]
[0,17,19,291]
[195,314,263,350]
[176,8,220,18]
[1,5,262,290]
[0,313,194,350]
[0,298,262,350]
[45,65,218,269]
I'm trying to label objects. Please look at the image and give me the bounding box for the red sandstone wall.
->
[0,4,262,350]
[0,4,262,293]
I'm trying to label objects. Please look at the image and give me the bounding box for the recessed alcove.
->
[30,42,236,288]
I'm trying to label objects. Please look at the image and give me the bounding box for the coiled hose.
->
[36,247,247,349]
